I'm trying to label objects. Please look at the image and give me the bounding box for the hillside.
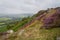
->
[0,7,60,40]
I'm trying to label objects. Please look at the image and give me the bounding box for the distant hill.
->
[0,13,33,21]
[0,13,33,18]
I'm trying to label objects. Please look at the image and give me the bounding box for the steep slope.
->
[2,7,60,40]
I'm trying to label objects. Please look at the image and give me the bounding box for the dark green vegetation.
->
[12,17,33,31]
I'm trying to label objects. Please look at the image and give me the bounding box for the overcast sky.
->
[0,0,60,14]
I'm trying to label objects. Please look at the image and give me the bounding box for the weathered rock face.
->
[40,8,60,29]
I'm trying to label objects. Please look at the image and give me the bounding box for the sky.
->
[0,0,60,14]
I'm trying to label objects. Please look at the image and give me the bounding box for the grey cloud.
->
[0,0,60,14]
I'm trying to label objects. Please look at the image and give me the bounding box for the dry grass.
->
[7,20,60,40]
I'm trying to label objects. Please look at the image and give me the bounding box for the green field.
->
[0,17,11,21]
[0,26,8,32]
